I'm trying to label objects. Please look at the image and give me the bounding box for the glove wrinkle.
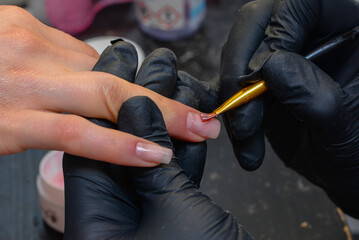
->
[92,41,138,81]
[135,48,178,98]
[176,71,219,112]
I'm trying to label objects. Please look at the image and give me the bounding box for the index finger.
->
[39,71,220,142]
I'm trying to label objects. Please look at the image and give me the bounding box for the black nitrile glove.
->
[63,41,252,239]
[116,96,251,240]
[220,0,359,217]
[92,39,218,186]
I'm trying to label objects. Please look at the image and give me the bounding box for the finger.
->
[248,0,320,66]
[220,0,273,170]
[63,153,139,239]
[0,27,97,72]
[136,48,218,185]
[225,117,265,170]
[175,71,219,113]
[39,24,99,59]
[38,71,220,142]
[263,51,344,131]
[44,44,98,71]
[171,139,206,188]
[172,71,220,186]
[249,0,359,71]
[118,96,173,148]
[222,100,265,171]
[270,0,359,51]
[132,49,209,187]
[117,96,250,240]
[220,0,274,99]
[3,109,172,166]
[0,5,99,59]
[135,48,177,97]
[63,118,139,237]
[92,40,138,82]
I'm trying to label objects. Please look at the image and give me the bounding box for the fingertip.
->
[92,40,138,81]
[231,126,265,171]
[235,149,264,171]
[136,142,173,165]
[187,112,221,139]
[135,48,178,97]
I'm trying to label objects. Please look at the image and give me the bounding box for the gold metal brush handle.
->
[213,80,268,116]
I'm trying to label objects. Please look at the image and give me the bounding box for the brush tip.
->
[200,113,217,122]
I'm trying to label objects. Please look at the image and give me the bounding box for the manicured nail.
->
[136,142,173,164]
[187,112,221,139]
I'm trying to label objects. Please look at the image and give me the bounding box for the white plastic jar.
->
[36,151,65,233]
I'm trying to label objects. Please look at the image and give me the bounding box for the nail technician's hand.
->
[63,44,250,239]
[0,6,219,167]
[64,97,251,240]
[220,0,359,217]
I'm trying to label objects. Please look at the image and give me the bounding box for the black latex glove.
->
[63,41,251,239]
[220,0,359,217]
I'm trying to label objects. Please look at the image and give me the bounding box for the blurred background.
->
[0,0,357,239]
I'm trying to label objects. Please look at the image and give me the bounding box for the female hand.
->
[0,6,220,167]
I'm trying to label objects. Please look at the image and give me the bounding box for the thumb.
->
[117,96,250,240]
[117,96,173,153]
[263,50,344,130]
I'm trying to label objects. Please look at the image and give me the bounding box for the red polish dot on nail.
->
[200,113,217,122]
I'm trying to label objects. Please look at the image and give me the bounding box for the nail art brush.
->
[201,25,359,121]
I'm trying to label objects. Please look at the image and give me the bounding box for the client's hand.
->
[0,6,219,167]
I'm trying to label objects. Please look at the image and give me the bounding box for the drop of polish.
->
[200,113,217,122]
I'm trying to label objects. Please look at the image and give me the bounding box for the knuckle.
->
[54,115,83,144]
[240,1,262,14]
[0,111,26,154]
[0,6,34,30]
[13,28,40,50]
[308,89,343,123]
[99,75,124,120]
[0,27,41,54]
[0,5,27,17]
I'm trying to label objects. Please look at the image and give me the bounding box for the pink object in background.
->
[41,151,64,189]
[37,151,65,233]
[45,0,134,34]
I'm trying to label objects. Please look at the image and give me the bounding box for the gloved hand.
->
[63,41,252,239]
[220,0,359,217]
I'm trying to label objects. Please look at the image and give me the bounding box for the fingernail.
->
[136,142,173,164]
[187,112,221,139]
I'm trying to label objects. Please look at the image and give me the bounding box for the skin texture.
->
[220,0,359,217]
[0,6,219,167]
[63,42,252,240]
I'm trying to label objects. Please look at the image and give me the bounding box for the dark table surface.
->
[0,1,353,239]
